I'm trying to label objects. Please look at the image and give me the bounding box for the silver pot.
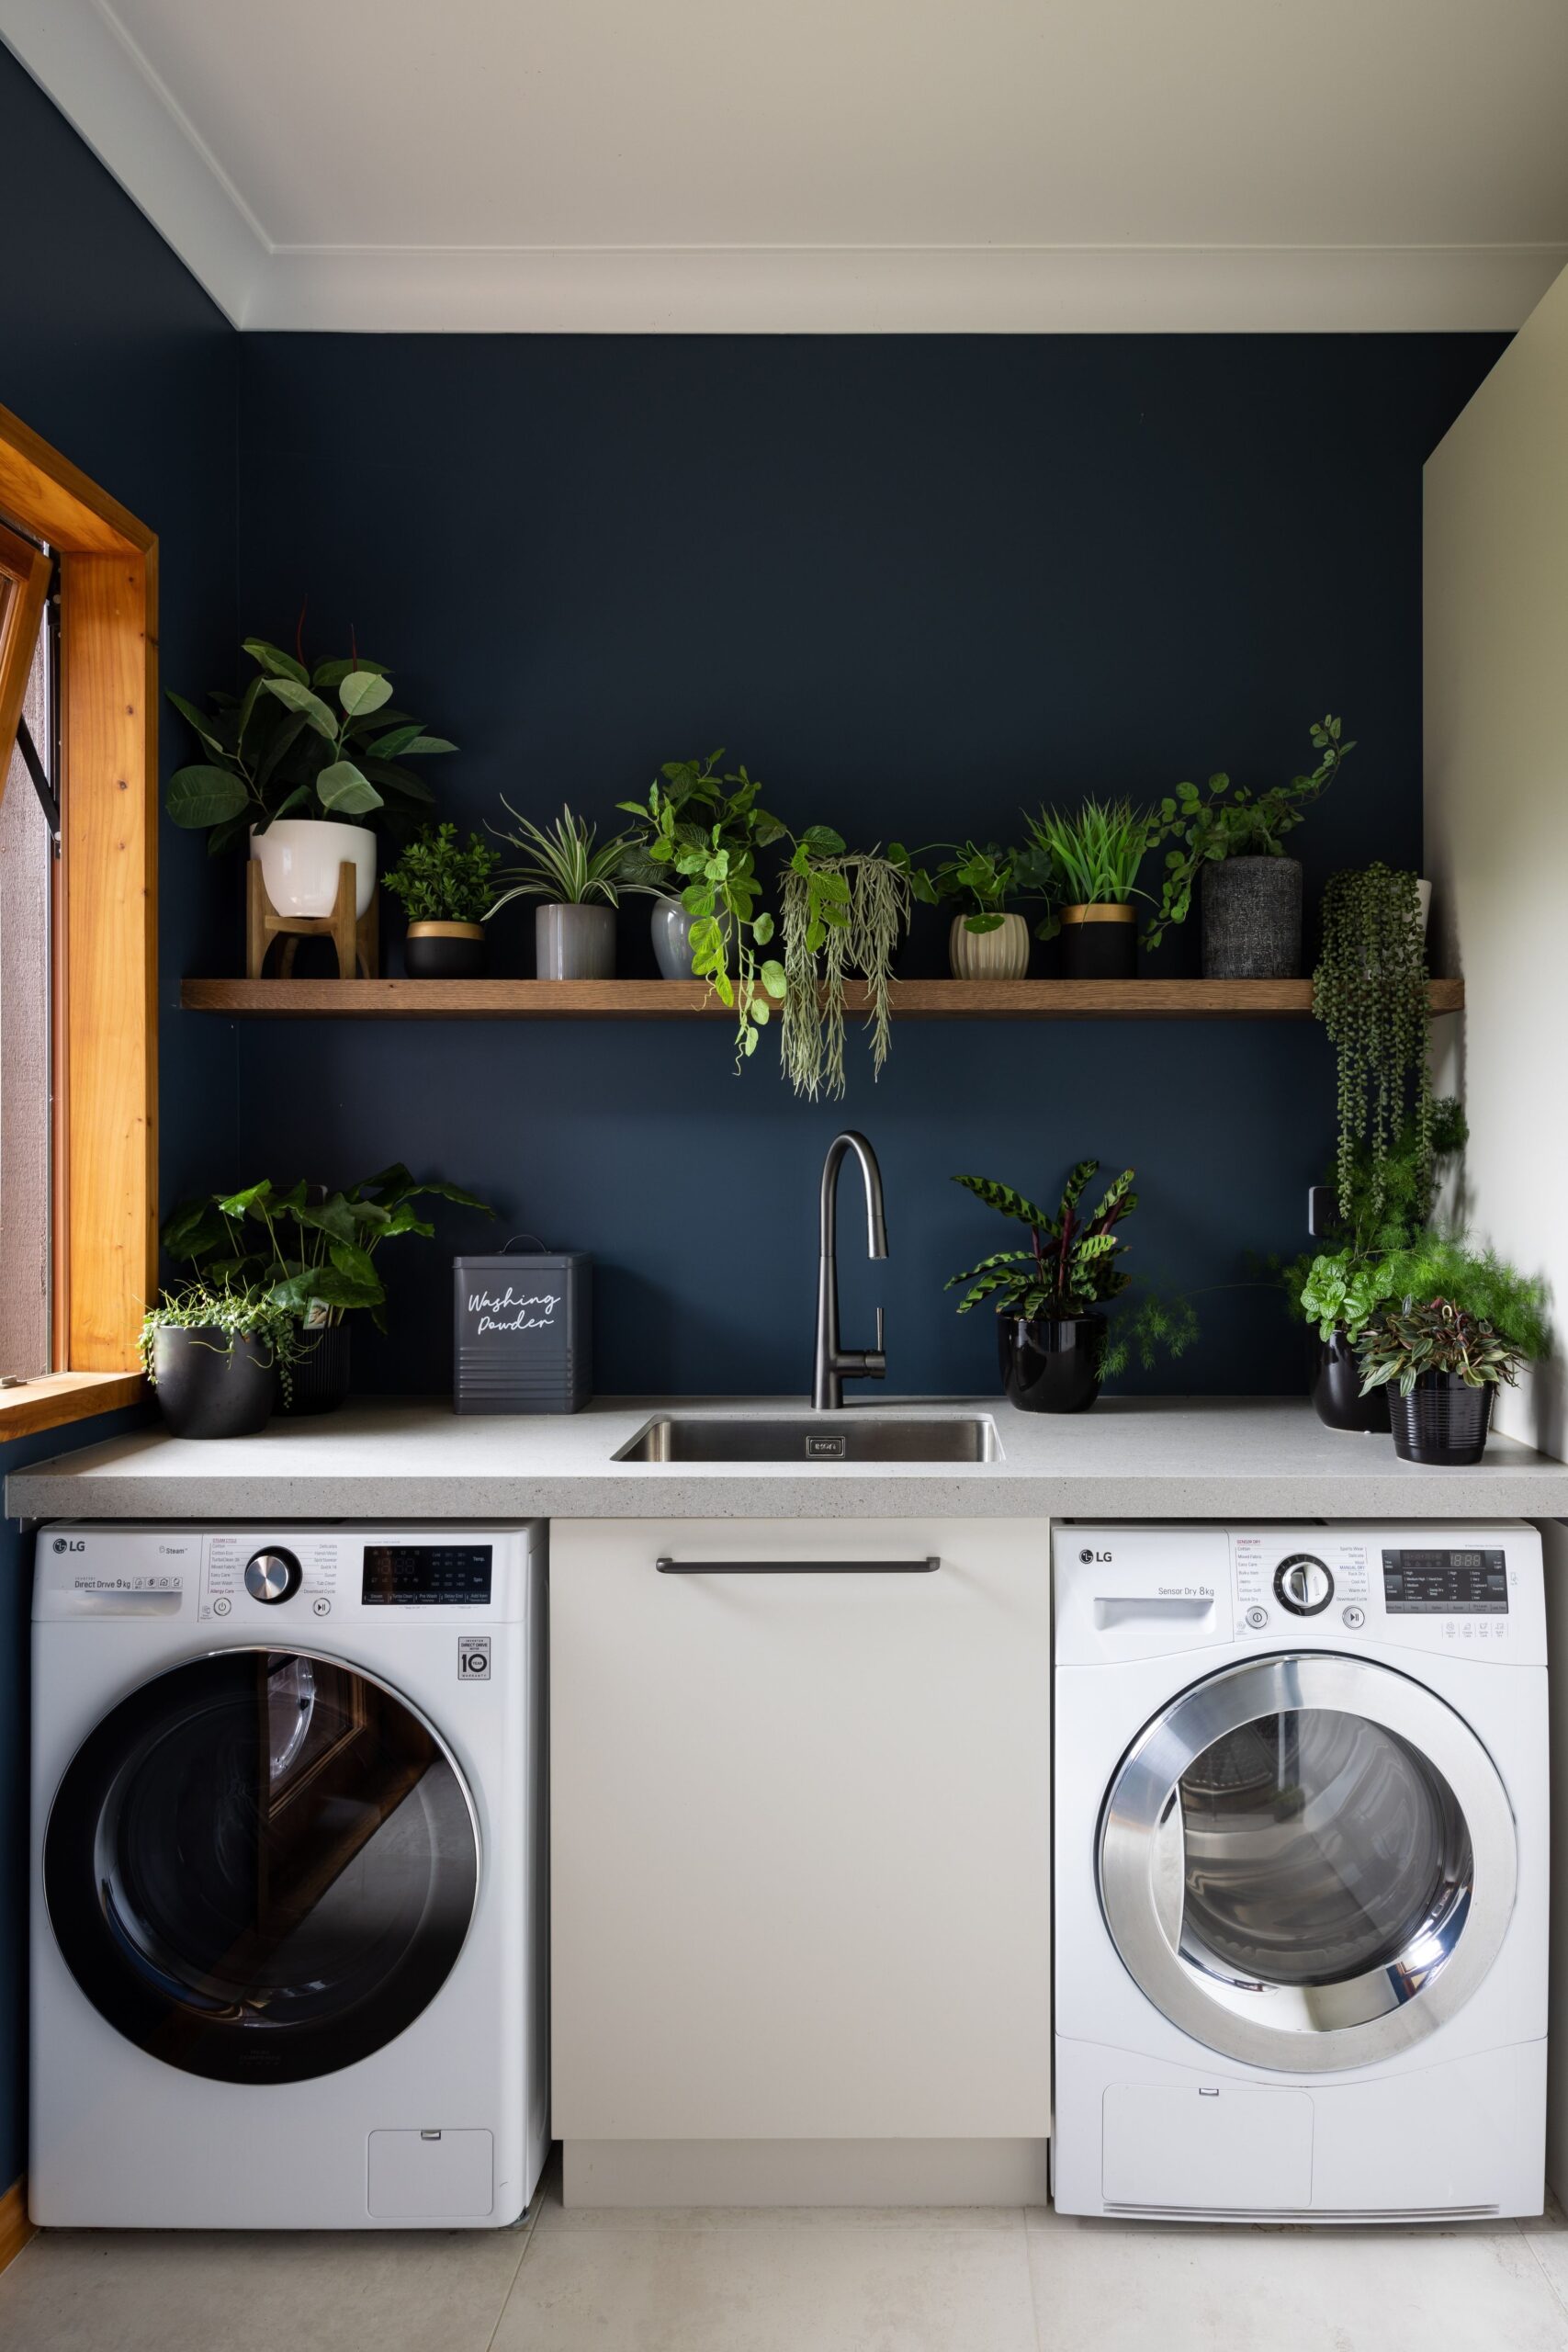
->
[536,902,615,980]
[651,897,730,979]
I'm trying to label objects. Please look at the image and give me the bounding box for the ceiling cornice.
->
[5,8,1562,334]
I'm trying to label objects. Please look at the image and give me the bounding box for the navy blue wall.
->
[235,332,1503,1399]
[0,46,236,2192]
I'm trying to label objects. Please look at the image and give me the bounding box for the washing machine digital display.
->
[362,1544,493,1604]
[1382,1547,1508,1612]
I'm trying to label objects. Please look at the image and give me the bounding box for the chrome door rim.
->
[1098,1652,1517,2074]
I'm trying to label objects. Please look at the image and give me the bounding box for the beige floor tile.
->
[0,2220,531,2352]
[1522,2230,1568,2304]
[496,2213,1038,2352]
[1028,2211,1568,2351]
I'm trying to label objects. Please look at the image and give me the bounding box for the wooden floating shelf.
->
[181,977,1466,1022]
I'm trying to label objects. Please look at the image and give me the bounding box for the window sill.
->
[0,1372,145,1442]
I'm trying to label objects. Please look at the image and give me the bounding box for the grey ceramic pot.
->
[651,897,732,979]
[536,902,615,980]
[1202,856,1302,978]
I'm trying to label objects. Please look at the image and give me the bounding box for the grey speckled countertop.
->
[8,1395,1568,1522]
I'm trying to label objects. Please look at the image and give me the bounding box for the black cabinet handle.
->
[655,1555,940,1575]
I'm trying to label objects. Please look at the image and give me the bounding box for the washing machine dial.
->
[1274,1553,1333,1616]
[244,1547,302,1605]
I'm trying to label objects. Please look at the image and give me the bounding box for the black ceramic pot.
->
[1311,1329,1390,1433]
[1060,906,1137,979]
[405,922,486,978]
[152,1327,276,1439]
[1387,1374,1495,1466]
[999,1312,1106,1413]
[279,1321,352,1417]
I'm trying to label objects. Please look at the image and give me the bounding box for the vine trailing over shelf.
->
[1313,864,1431,1229]
[778,850,911,1100]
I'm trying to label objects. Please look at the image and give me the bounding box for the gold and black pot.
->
[404,921,487,979]
[1059,902,1137,980]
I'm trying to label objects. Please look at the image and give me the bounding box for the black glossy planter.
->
[999,1312,1106,1413]
[152,1327,276,1439]
[1387,1374,1495,1465]
[404,922,486,978]
[1059,907,1138,979]
[279,1321,351,1417]
[1312,1329,1390,1433]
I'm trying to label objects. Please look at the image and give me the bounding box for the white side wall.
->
[1425,265,1568,1457]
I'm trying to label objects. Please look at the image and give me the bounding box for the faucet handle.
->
[874,1306,885,1355]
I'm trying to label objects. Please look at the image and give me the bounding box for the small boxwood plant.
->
[382,823,501,924]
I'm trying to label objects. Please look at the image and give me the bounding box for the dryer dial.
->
[1274,1553,1333,1616]
[244,1547,302,1605]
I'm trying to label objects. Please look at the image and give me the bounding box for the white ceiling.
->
[6,0,1568,330]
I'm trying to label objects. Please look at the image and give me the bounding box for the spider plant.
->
[485,801,648,913]
[1021,799,1157,940]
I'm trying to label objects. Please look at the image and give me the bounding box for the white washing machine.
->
[29,1521,547,2229]
[1054,1522,1548,2222]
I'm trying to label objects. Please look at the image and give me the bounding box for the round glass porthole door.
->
[1098,1654,1517,2073]
[45,1649,479,2083]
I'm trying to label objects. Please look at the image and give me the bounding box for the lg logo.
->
[1079,1547,1111,1564]
[52,1538,84,1555]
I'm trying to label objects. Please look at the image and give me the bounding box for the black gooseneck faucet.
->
[813,1130,888,1409]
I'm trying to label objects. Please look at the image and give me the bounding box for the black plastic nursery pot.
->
[1386,1372,1495,1466]
[1059,905,1137,979]
[1311,1329,1391,1433]
[278,1321,352,1418]
[404,922,486,978]
[152,1328,276,1439]
[999,1312,1107,1414]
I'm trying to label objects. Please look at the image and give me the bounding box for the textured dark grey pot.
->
[152,1328,276,1439]
[278,1321,352,1417]
[1201,856,1302,978]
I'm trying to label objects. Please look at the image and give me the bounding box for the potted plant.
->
[139,1281,300,1439]
[166,637,456,922]
[947,1159,1198,1411]
[381,822,501,978]
[486,802,644,980]
[893,842,1032,979]
[162,1163,493,1416]
[778,844,912,1099]
[1144,717,1355,976]
[1357,1244,1549,1464]
[1021,799,1156,978]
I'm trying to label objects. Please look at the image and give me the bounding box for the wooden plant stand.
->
[247,859,378,980]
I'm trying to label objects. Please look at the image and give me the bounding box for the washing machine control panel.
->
[1230,1527,1540,1657]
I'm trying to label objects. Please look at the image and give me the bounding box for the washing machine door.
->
[1098,1652,1517,2074]
[45,1648,480,2083]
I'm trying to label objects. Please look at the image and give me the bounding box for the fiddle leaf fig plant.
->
[165,637,456,854]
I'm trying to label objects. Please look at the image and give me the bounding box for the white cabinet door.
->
[551,1515,1051,2140]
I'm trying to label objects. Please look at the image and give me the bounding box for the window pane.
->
[0,609,52,1375]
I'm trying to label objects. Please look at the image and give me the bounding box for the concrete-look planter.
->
[1201,856,1302,978]
[252,820,377,921]
[536,901,615,980]
[949,912,1030,980]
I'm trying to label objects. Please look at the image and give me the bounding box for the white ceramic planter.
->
[252,820,377,920]
[949,912,1030,980]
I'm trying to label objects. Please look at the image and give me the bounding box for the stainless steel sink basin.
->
[615,1414,1002,1464]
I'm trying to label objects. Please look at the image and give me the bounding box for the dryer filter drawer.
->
[1102,2084,1313,2211]
[368,2130,495,2219]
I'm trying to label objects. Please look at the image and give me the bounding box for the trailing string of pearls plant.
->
[1312,863,1432,1226]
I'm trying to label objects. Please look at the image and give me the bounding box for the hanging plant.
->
[1313,863,1431,1227]
[779,848,911,1100]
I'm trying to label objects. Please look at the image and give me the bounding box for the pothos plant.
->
[1143,717,1355,951]
[618,752,848,1065]
[890,841,1025,933]
[946,1159,1199,1375]
[165,636,457,854]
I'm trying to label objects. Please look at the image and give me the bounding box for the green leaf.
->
[397,734,457,755]
[366,723,423,761]
[316,760,383,816]
[339,669,394,718]
[953,1172,1054,1232]
[760,959,788,999]
[165,692,231,758]
[165,764,249,829]
[312,656,388,691]
[263,676,340,742]
[243,638,310,685]
[216,1181,275,1218]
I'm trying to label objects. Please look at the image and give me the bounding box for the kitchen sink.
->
[614,1414,1002,1464]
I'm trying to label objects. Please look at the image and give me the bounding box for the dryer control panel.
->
[1054,1522,1545,1667]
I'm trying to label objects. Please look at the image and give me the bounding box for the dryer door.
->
[45,1648,480,2083]
[1098,1653,1517,2073]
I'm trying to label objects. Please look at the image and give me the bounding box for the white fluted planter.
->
[948,912,1030,980]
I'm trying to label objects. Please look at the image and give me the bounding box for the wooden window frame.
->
[0,402,157,1439]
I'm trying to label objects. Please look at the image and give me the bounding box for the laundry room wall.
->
[0,44,238,2213]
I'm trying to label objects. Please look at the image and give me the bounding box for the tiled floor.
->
[5,2166,1568,2352]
